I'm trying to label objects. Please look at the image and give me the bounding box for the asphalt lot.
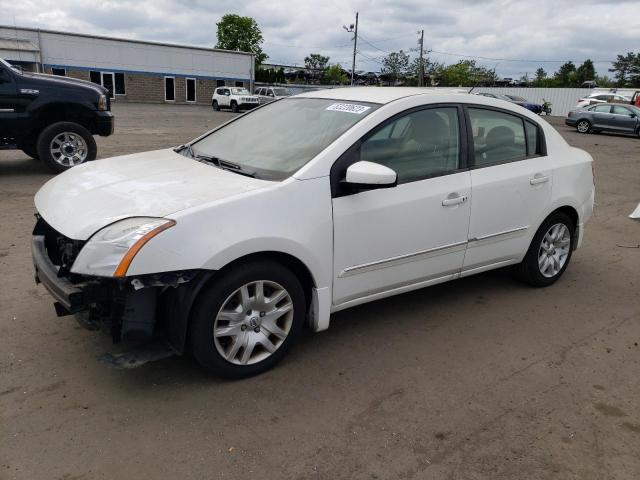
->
[1,103,639,480]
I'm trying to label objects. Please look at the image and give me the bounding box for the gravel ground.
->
[1,103,639,480]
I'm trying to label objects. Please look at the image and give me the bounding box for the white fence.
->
[470,87,636,116]
[256,83,636,117]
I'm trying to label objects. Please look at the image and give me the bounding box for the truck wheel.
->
[212,100,220,111]
[231,101,239,113]
[189,260,306,379]
[36,122,97,173]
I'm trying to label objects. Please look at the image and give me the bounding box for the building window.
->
[165,77,175,101]
[115,73,126,95]
[51,67,66,76]
[235,81,244,87]
[89,71,101,85]
[186,78,196,102]
[102,72,115,99]
[216,80,225,87]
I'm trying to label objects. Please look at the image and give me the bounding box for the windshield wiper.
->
[194,153,257,178]
[176,144,257,178]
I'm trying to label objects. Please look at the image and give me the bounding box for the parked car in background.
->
[476,92,543,114]
[503,94,543,114]
[566,103,640,135]
[631,91,640,108]
[0,58,113,173]
[575,92,631,109]
[254,86,291,104]
[211,87,259,112]
[32,88,594,378]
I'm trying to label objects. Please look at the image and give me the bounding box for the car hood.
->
[34,148,272,240]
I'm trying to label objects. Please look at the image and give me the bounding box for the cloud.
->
[0,0,638,78]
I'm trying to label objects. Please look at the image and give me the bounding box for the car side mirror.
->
[630,113,637,118]
[344,161,397,191]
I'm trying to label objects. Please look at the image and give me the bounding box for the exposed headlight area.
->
[71,217,176,277]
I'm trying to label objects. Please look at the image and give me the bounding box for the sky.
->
[1,0,639,79]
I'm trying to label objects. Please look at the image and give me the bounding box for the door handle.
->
[442,193,468,207]
[530,175,550,185]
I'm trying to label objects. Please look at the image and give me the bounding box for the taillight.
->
[568,111,572,117]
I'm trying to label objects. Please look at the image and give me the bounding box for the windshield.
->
[192,98,379,180]
[231,87,250,95]
[272,88,290,96]
[507,95,526,102]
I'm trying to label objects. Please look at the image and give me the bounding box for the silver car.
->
[565,104,640,135]
[254,86,291,104]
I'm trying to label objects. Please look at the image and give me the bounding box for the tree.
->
[215,14,268,65]
[576,59,596,85]
[324,64,349,85]
[553,61,577,87]
[304,53,330,71]
[437,60,497,87]
[381,50,410,84]
[304,53,330,83]
[609,52,640,87]
[534,68,547,83]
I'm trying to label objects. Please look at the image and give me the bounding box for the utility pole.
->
[418,29,424,87]
[343,13,358,86]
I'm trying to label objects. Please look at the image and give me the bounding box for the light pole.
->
[343,12,358,86]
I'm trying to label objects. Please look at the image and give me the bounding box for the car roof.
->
[293,86,470,104]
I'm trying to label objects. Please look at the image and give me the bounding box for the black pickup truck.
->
[0,58,114,173]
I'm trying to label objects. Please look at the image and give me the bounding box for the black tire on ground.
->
[36,122,97,173]
[514,211,575,287]
[212,100,220,111]
[576,120,591,134]
[189,260,306,379]
[231,101,239,113]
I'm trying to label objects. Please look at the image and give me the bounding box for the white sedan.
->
[32,88,595,378]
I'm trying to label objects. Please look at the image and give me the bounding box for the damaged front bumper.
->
[32,225,214,353]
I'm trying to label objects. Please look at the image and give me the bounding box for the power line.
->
[264,41,352,49]
[428,49,613,64]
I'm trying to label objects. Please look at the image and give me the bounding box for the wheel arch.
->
[166,250,319,355]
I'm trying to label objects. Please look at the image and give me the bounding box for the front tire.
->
[231,101,239,113]
[36,122,97,173]
[576,120,591,134]
[189,260,306,378]
[515,212,575,287]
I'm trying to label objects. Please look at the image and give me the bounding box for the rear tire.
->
[576,120,591,134]
[189,260,306,379]
[515,212,575,287]
[36,122,97,173]
[212,100,220,111]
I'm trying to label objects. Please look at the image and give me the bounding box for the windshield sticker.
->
[326,103,371,114]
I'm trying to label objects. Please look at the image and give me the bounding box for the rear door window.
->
[468,108,527,166]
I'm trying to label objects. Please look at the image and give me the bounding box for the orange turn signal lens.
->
[113,220,176,278]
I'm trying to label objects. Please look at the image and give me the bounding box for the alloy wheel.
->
[213,280,294,365]
[537,223,571,278]
[50,132,88,167]
[577,121,590,133]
